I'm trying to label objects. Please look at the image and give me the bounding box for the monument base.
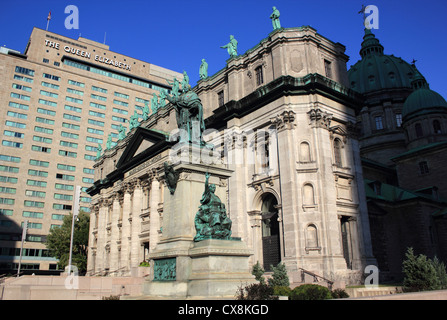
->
[143,239,256,299]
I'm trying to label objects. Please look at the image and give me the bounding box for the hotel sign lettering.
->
[44,39,131,71]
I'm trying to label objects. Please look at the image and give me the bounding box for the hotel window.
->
[0,176,18,184]
[113,99,128,107]
[55,173,75,181]
[9,102,29,110]
[218,91,224,107]
[84,154,96,161]
[23,211,44,219]
[43,73,60,81]
[65,96,83,104]
[0,209,14,216]
[54,62,60,67]
[54,193,73,201]
[6,120,26,129]
[37,108,56,116]
[26,179,47,187]
[63,113,81,122]
[87,128,104,135]
[83,168,94,175]
[114,92,129,99]
[2,140,23,149]
[91,93,107,101]
[28,169,48,177]
[0,165,19,173]
[88,119,104,127]
[60,141,78,149]
[32,136,52,144]
[86,136,103,144]
[36,117,55,125]
[64,105,82,113]
[68,80,85,88]
[67,88,84,96]
[90,102,106,110]
[112,115,127,123]
[0,155,21,163]
[61,131,79,139]
[55,183,74,191]
[40,90,58,98]
[92,86,108,94]
[89,110,105,118]
[24,200,44,208]
[31,145,51,153]
[25,190,46,198]
[38,99,57,107]
[29,159,49,167]
[7,111,27,120]
[34,126,53,135]
[255,66,264,86]
[58,150,77,158]
[0,198,15,205]
[43,58,49,64]
[15,66,35,77]
[4,130,24,139]
[62,122,80,130]
[419,161,429,174]
[14,75,33,83]
[41,81,60,90]
[10,92,30,101]
[53,204,72,211]
[12,83,32,92]
[0,187,16,194]
[324,60,332,79]
[113,107,128,115]
[374,116,384,130]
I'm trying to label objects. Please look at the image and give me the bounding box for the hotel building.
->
[0,27,182,274]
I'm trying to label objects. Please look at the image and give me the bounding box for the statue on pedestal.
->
[270,6,281,30]
[151,94,159,114]
[166,84,205,145]
[221,35,238,58]
[194,172,232,241]
[164,162,179,195]
[199,59,208,80]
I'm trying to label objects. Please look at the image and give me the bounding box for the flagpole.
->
[46,11,51,31]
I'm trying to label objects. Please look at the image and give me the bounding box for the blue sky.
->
[1,0,446,98]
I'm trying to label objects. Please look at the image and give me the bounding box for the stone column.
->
[96,198,108,274]
[109,192,121,275]
[87,204,98,275]
[131,179,143,269]
[120,183,132,275]
[149,173,160,251]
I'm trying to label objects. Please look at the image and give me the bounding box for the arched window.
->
[306,224,318,248]
[299,142,311,163]
[333,138,343,167]
[415,123,423,138]
[433,120,442,134]
[261,193,280,271]
[303,183,315,206]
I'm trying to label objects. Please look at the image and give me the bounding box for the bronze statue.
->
[194,172,232,241]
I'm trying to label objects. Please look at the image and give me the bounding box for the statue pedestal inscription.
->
[143,158,255,298]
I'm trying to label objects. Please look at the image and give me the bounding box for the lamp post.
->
[68,186,81,275]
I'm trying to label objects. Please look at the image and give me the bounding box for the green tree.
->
[402,247,438,292]
[252,261,266,284]
[46,211,89,274]
[268,262,290,287]
[432,256,447,290]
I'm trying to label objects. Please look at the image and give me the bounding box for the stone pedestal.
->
[143,150,255,298]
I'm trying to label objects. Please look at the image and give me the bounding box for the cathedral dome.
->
[402,69,447,121]
[348,29,415,94]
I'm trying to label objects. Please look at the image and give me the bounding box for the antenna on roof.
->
[46,11,52,31]
[104,32,107,45]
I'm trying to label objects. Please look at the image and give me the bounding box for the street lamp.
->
[68,186,81,275]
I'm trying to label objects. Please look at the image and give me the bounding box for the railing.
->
[299,268,334,290]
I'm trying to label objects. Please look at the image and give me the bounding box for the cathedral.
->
[86,21,447,287]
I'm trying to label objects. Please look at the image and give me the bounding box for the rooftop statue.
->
[166,77,180,97]
[159,90,167,108]
[166,84,205,145]
[151,94,159,114]
[142,102,150,121]
[118,124,127,140]
[270,6,281,30]
[194,172,232,241]
[199,59,208,80]
[129,110,140,130]
[96,143,102,159]
[221,35,238,58]
[181,71,189,93]
[106,133,113,149]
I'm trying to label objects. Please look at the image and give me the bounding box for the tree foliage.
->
[402,247,447,292]
[46,211,89,274]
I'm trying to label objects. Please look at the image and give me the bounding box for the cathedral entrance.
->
[261,193,281,271]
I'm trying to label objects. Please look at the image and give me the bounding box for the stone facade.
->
[87,27,376,285]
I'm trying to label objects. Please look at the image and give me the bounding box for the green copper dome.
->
[402,68,447,120]
[348,29,415,94]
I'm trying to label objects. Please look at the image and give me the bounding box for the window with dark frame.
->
[218,90,224,107]
[255,66,264,86]
[324,60,332,79]
[419,161,429,175]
